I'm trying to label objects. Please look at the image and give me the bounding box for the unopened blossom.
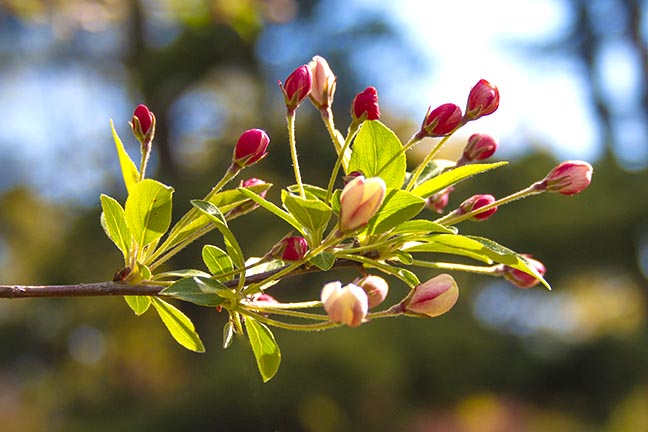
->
[338,176,386,232]
[354,275,389,308]
[501,256,546,289]
[458,194,498,221]
[130,104,156,144]
[416,103,463,138]
[226,178,269,218]
[404,274,459,317]
[308,55,336,109]
[233,129,270,168]
[280,236,309,261]
[321,281,368,327]
[538,160,593,195]
[458,133,498,165]
[351,87,380,121]
[426,187,454,214]
[464,79,500,121]
[280,65,312,112]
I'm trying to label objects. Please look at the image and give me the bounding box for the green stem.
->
[287,111,305,198]
[325,123,360,202]
[410,259,499,275]
[139,141,152,180]
[242,305,329,321]
[436,184,544,225]
[405,131,457,191]
[240,309,341,332]
[320,107,348,173]
[246,300,322,309]
[335,252,415,287]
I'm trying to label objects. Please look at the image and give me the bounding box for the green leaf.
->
[282,191,332,244]
[151,297,205,352]
[152,269,211,280]
[125,179,174,249]
[161,277,229,307]
[397,268,420,287]
[411,162,507,198]
[390,219,457,235]
[100,194,132,259]
[288,184,329,201]
[191,200,244,270]
[237,188,303,233]
[202,245,234,277]
[110,120,140,193]
[124,296,151,316]
[245,317,281,382]
[366,189,425,234]
[309,251,336,270]
[348,120,406,189]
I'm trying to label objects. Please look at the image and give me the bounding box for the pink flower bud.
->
[351,86,380,121]
[425,187,454,214]
[417,103,463,138]
[465,79,500,120]
[354,275,389,308]
[539,160,593,195]
[458,194,497,221]
[233,129,270,168]
[404,274,458,317]
[226,178,269,219]
[339,176,386,233]
[280,65,312,112]
[459,133,498,164]
[241,178,268,198]
[343,170,364,185]
[308,55,336,109]
[130,104,156,143]
[321,281,368,327]
[501,255,546,289]
[251,293,279,304]
[280,236,309,261]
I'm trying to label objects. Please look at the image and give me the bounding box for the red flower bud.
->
[351,86,380,121]
[459,133,498,164]
[501,255,546,289]
[339,176,386,232]
[241,178,268,198]
[308,55,336,109]
[354,275,389,308]
[458,194,498,221]
[280,236,309,261]
[321,281,368,327]
[404,274,458,317]
[417,103,462,138]
[539,160,593,195]
[233,129,270,168]
[425,187,454,214]
[465,79,500,120]
[280,65,312,112]
[130,104,156,144]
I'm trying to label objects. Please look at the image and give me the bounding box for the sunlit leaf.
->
[125,179,174,249]
[124,296,151,316]
[237,188,303,233]
[366,189,425,234]
[110,120,140,193]
[100,194,132,259]
[411,162,507,198]
[202,245,234,278]
[191,200,244,270]
[151,298,205,352]
[309,251,336,270]
[282,191,332,245]
[161,277,229,307]
[245,317,281,382]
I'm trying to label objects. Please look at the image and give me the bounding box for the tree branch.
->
[0,258,362,299]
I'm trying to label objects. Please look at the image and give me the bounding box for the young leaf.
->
[245,317,281,383]
[411,162,507,198]
[124,296,151,316]
[309,251,336,270]
[125,179,174,249]
[110,120,140,193]
[282,191,332,244]
[191,200,244,270]
[100,194,132,259]
[151,297,205,353]
[237,188,303,234]
[161,277,228,307]
[390,219,457,235]
[366,189,425,235]
[348,120,406,189]
[202,245,234,277]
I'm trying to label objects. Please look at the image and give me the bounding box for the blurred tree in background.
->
[0,0,647,431]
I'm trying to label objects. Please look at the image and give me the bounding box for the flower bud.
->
[308,55,336,110]
[351,86,380,121]
[280,236,309,261]
[226,178,268,219]
[321,281,368,327]
[280,65,312,112]
[500,255,546,289]
[465,79,500,120]
[354,275,389,308]
[404,274,458,317]
[458,133,498,165]
[538,160,593,195]
[425,187,454,214]
[458,194,497,221]
[233,129,270,168]
[130,104,156,144]
[338,176,386,233]
[251,293,279,305]
[417,103,462,138]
